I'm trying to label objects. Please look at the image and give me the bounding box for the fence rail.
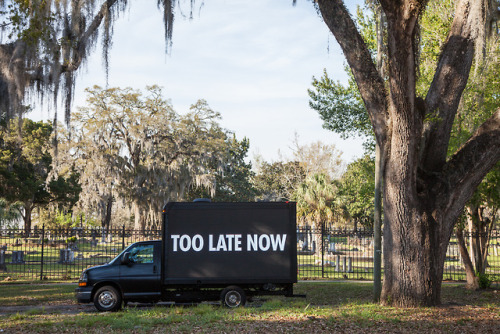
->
[1,226,499,282]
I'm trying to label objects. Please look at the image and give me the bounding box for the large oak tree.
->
[316,0,500,306]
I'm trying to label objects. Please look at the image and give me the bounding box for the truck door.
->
[119,242,161,301]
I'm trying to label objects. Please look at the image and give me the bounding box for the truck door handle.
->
[153,265,157,274]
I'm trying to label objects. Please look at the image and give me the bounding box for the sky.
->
[35,0,366,164]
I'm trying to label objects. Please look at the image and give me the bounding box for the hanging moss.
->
[0,0,185,125]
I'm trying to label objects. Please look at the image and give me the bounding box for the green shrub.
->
[66,236,77,244]
[477,273,492,289]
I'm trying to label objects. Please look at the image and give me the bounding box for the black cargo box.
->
[162,202,297,285]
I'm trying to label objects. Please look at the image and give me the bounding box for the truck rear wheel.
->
[93,286,122,312]
[221,286,246,308]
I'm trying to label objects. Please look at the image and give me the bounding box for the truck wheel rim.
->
[225,291,241,307]
[99,291,115,307]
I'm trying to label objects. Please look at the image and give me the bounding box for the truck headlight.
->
[78,271,88,287]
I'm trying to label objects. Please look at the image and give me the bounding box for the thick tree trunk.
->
[378,1,436,307]
[381,187,451,306]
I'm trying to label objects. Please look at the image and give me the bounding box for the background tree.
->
[253,160,306,202]
[308,4,383,299]
[294,173,336,254]
[0,198,22,228]
[336,155,376,232]
[316,0,500,307]
[291,137,344,180]
[0,118,80,231]
[185,136,257,202]
[0,118,52,232]
[456,165,500,289]
[70,86,230,231]
[253,139,343,202]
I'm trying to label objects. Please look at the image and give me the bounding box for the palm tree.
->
[295,174,336,254]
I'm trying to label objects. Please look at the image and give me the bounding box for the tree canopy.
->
[67,85,231,230]
[336,155,375,231]
[0,117,80,231]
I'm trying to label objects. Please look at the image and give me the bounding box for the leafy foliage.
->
[308,69,373,151]
[0,197,22,227]
[253,160,306,202]
[0,118,81,230]
[68,86,231,230]
[336,155,375,230]
[185,136,257,202]
[308,4,380,153]
[0,118,53,230]
[295,173,336,228]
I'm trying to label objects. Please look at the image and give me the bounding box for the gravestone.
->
[11,251,24,264]
[59,249,75,264]
[0,249,6,270]
[329,242,336,253]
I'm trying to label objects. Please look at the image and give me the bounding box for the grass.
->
[0,283,75,306]
[0,282,499,333]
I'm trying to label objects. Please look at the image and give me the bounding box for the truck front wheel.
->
[93,286,122,312]
[221,286,246,308]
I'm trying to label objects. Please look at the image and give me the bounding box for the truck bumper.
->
[75,286,93,303]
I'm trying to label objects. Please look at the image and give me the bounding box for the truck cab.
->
[76,240,161,311]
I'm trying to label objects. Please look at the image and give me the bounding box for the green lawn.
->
[0,282,499,333]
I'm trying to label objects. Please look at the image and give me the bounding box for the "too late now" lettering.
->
[170,234,287,252]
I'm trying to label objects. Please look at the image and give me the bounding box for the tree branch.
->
[63,0,120,73]
[317,0,388,146]
[421,0,477,172]
[441,108,500,221]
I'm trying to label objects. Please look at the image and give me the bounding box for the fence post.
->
[40,224,45,281]
[321,225,325,278]
[122,225,125,251]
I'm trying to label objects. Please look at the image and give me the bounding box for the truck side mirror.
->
[121,252,131,265]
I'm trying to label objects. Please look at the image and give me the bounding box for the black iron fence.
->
[0,226,161,281]
[297,227,500,281]
[0,226,499,281]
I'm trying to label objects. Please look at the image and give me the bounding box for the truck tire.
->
[93,286,122,312]
[221,286,246,308]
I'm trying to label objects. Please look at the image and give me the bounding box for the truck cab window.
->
[128,244,154,264]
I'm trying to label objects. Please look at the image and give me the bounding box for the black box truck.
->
[75,201,298,311]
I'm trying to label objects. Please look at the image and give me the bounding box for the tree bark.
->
[102,195,113,231]
[23,203,33,235]
[456,227,479,290]
[133,200,145,233]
